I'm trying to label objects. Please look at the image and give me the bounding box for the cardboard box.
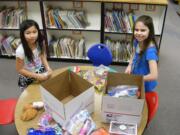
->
[40,70,94,126]
[101,72,145,126]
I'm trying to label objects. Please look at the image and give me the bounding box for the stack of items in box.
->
[107,85,140,98]
[69,65,116,92]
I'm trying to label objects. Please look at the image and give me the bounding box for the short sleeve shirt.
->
[132,40,158,92]
[16,44,42,72]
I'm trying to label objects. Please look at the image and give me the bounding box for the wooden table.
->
[15,66,148,135]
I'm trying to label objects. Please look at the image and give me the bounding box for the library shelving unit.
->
[42,1,102,63]
[0,0,168,65]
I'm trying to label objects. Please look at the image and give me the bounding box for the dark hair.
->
[20,19,44,62]
[132,15,159,58]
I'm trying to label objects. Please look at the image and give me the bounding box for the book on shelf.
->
[67,38,75,57]
[112,10,122,32]
[48,37,56,57]
[105,9,136,33]
[47,7,89,29]
[61,10,74,28]
[53,39,60,57]
[76,11,89,28]
[53,10,62,29]
[0,6,26,28]
[105,37,132,62]
[121,11,132,33]
[128,12,135,31]
[67,10,79,29]
[54,8,65,29]
[77,37,85,58]
[47,9,56,27]
[0,34,20,56]
[48,35,86,59]
[2,36,14,55]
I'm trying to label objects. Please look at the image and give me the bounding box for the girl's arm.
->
[143,60,158,81]
[16,57,49,81]
[40,52,52,75]
[125,49,135,74]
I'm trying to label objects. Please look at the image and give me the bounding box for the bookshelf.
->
[42,1,101,61]
[0,0,168,65]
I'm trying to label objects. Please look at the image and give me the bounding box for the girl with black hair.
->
[16,19,52,90]
[125,15,159,92]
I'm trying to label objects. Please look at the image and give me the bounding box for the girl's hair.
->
[132,15,159,58]
[20,19,44,62]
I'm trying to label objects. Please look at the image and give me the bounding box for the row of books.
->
[46,8,89,29]
[105,10,136,33]
[0,7,26,28]
[48,36,86,58]
[105,37,133,62]
[0,34,21,56]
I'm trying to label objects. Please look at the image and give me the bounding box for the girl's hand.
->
[47,68,53,77]
[36,73,49,81]
[125,64,132,74]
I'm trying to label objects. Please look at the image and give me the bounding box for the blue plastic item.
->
[87,44,113,66]
[27,128,56,135]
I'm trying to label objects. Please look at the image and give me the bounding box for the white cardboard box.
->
[101,72,145,126]
[40,70,94,126]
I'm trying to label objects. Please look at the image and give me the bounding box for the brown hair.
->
[131,15,159,59]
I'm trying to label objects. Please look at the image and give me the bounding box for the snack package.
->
[65,109,96,135]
